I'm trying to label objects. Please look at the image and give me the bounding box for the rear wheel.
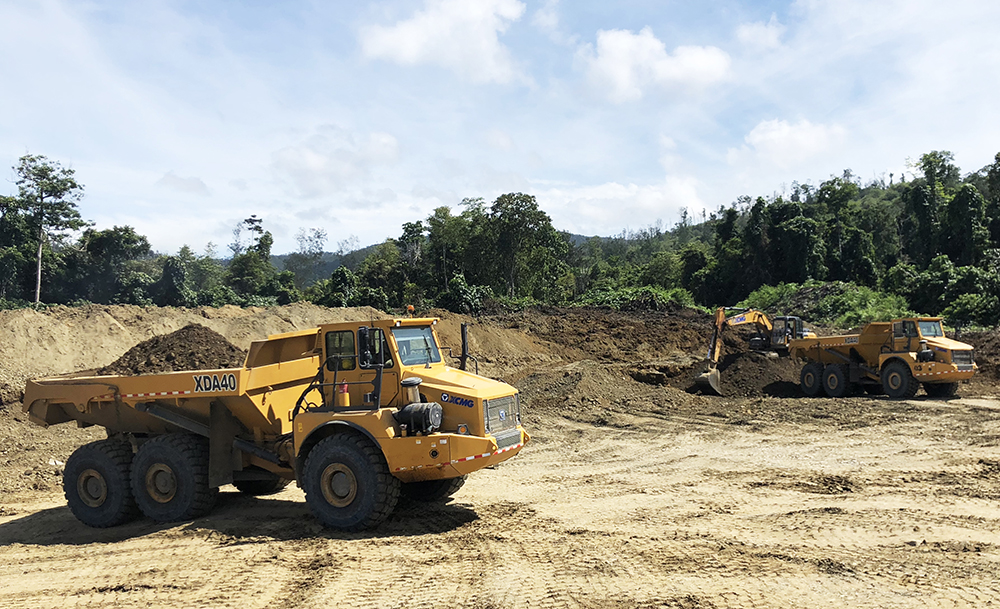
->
[64,439,139,528]
[303,434,399,531]
[131,434,216,522]
[924,382,958,398]
[800,363,824,397]
[881,360,919,399]
[400,476,467,502]
[822,364,849,398]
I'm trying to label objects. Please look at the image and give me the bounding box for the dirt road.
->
[1,305,999,608]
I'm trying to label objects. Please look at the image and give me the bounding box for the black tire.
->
[400,476,467,502]
[303,433,399,531]
[131,434,216,522]
[233,468,291,496]
[64,439,139,528]
[924,382,958,398]
[822,364,850,398]
[800,363,824,397]
[881,360,919,399]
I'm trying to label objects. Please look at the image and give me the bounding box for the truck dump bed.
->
[23,327,322,438]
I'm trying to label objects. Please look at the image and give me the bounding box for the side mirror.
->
[357,326,373,368]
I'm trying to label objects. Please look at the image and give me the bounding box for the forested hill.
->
[2,150,999,327]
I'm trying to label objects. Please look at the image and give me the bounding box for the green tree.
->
[943,184,990,266]
[13,154,88,304]
[284,228,328,289]
[358,240,406,306]
[485,193,566,298]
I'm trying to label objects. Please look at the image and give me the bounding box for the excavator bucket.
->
[694,367,723,395]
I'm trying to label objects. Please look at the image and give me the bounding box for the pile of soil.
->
[97,324,247,376]
[960,331,1000,380]
[489,306,710,362]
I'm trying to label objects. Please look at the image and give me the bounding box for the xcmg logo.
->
[439,392,474,407]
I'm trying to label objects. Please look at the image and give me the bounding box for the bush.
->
[437,274,493,315]
[574,286,700,311]
[740,281,911,326]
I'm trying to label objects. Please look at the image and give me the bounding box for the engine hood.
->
[402,366,515,400]
[928,337,975,352]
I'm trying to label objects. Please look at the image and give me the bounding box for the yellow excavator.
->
[695,307,815,395]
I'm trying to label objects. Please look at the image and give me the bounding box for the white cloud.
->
[727,119,847,173]
[537,176,707,236]
[155,171,210,195]
[736,14,785,50]
[580,27,730,103]
[359,0,526,84]
[485,128,514,151]
[271,126,399,199]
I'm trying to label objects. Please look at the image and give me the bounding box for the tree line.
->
[2,151,999,326]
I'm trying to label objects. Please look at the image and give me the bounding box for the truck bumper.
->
[911,362,977,383]
[386,427,529,483]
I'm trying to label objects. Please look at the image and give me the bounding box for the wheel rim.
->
[804,371,815,387]
[77,468,108,508]
[321,463,357,507]
[887,372,902,390]
[146,463,178,504]
[827,374,839,390]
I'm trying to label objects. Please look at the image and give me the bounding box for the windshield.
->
[918,320,944,337]
[391,326,442,365]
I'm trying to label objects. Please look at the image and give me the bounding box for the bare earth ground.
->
[1,304,998,609]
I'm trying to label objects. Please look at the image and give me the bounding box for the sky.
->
[2,0,999,256]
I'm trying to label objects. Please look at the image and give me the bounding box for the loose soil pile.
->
[97,324,247,376]
[961,330,1000,380]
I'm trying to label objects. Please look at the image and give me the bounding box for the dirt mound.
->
[487,306,710,362]
[97,324,247,376]
[710,351,802,398]
[960,331,1000,380]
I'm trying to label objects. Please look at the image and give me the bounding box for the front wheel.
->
[924,382,958,398]
[401,476,467,502]
[881,360,919,399]
[64,439,139,528]
[131,434,216,522]
[303,434,399,531]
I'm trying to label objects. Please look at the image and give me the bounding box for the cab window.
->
[361,328,394,369]
[325,330,356,371]
[392,326,442,366]
[903,321,918,337]
[918,320,944,337]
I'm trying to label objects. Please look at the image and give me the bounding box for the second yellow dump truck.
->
[23,317,528,531]
[788,317,977,399]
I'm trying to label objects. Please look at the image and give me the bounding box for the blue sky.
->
[2,0,998,255]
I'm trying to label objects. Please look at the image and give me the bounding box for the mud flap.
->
[209,402,241,488]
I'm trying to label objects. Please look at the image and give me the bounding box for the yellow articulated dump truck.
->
[788,317,977,399]
[23,317,529,531]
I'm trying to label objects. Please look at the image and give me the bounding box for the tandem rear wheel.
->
[130,433,217,523]
[302,433,400,531]
[64,439,140,528]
